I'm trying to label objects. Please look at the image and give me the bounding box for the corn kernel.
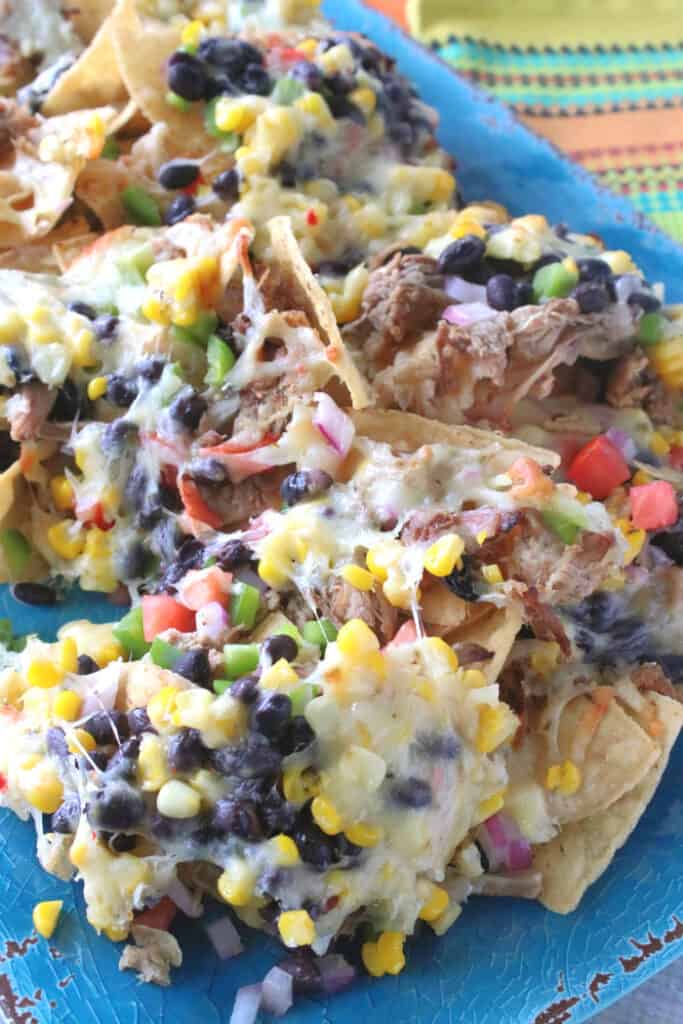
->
[67,728,96,754]
[429,169,456,203]
[214,98,258,134]
[631,469,652,486]
[86,376,108,401]
[475,529,488,545]
[294,91,334,130]
[650,431,671,457]
[283,766,320,804]
[476,704,517,753]
[270,834,300,867]
[575,491,592,505]
[477,790,505,819]
[260,658,299,691]
[71,328,97,368]
[50,475,74,511]
[142,297,171,325]
[47,520,86,560]
[147,686,180,733]
[545,759,582,796]
[103,924,129,942]
[341,194,362,212]
[345,822,383,847]
[33,900,63,939]
[562,257,579,277]
[451,218,487,240]
[57,637,78,674]
[530,641,561,678]
[317,42,354,74]
[278,909,316,948]
[350,86,376,117]
[601,250,636,275]
[157,780,201,819]
[298,38,318,57]
[137,734,171,792]
[53,689,81,721]
[96,641,123,667]
[418,885,449,923]
[336,619,379,659]
[366,541,402,582]
[23,771,63,814]
[190,768,225,805]
[311,795,343,835]
[217,859,255,906]
[26,660,64,690]
[423,533,464,577]
[462,669,487,689]
[415,678,437,703]
[422,636,459,671]
[340,564,375,591]
[257,557,289,589]
[362,932,406,977]
[181,19,203,48]
[481,563,504,585]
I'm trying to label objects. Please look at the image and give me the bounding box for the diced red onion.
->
[444,276,488,304]
[261,967,294,1016]
[507,839,534,871]
[442,302,498,326]
[206,915,243,959]
[230,984,262,1024]
[167,877,203,919]
[614,273,641,304]
[80,667,120,717]
[605,427,637,462]
[313,392,355,457]
[476,811,533,874]
[317,955,356,994]
[195,602,230,646]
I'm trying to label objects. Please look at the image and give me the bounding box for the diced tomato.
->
[268,45,307,65]
[306,208,318,226]
[200,434,277,457]
[566,435,631,499]
[199,434,278,484]
[0,773,6,792]
[75,501,114,531]
[161,464,178,489]
[177,566,233,611]
[134,897,177,932]
[509,457,554,500]
[629,480,679,530]
[669,445,683,471]
[141,595,195,642]
[385,621,418,649]
[178,477,223,529]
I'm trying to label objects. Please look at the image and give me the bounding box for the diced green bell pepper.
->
[121,186,162,227]
[204,99,240,150]
[213,678,231,695]
[532,261,578,302]
[112,606,151,659]
[230,582,260,629]
[271,77,305,105]
[637,312,666,346]
[166,90,191,112]
[223,643,260,679]
[290,682,321,716]
[101,137,120,160]
[302,618,338,651]
[0,529,32,577]
[171,310,219,348]
[205,333,236,385]
[116,243,155,285]
[150,637,181,670]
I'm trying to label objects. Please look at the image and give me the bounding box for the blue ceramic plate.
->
[1,4,683,1022]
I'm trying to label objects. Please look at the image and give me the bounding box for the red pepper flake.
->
[0,773,6,792]
[182,172,203,196]
[306,208,318,226]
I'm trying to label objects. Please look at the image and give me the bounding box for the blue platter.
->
[1,3,683,1021]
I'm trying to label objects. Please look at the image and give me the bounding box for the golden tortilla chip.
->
[43,18,127,116]
[535,693,683,913]
[269,216,371,409]
[70,0,116,43]
[448,603,522,684]
[75,158,129,231]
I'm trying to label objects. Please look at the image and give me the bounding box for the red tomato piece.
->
[178,477,223,529]
[566,435,631,499]
[141,595,195,642]
[669,445,683,471]
[76,501,114,531]
[178,566,233,611]
[629,480,679,530]
[385,621,418,649]
[134,896,177,932]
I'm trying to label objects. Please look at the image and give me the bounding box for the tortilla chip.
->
[43,18,127,116]
[351,408,560,469]
[0,468,48,583]
[75,158,129,231]
[447,603,522,684]
[109,0,207,151]
[70,0,115,43]
[269,216,371,410]
[536,693,683,913]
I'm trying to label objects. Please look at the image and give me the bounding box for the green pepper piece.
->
[212,678,231,695]
[541,509,581,546]
[101,137,120,160]
[271,77,305,105]
[223,643,260,679]
[230,582,260,629]
[204,99,240,150]
[150,637,181,670]
[112,606,151,659]
[637,312,666,346]
[302,618,338,651]
[532,261,579,302]
[117,243,155,285]
[290,682,321,716]
[121,186,162,227]
[171,311,219,347]
[0,617,25,651]
[166,90,192,112]
[205,333,236,385]
[0,529,31,577]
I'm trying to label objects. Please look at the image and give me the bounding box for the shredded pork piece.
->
[119,925,182,987]
[7,383,56,441]
[632,662,679,700]
[313,574,398,644]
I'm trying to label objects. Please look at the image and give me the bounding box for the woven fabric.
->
[365,0,683,242]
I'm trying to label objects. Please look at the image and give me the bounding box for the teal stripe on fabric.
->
[458,85,683,106]
[437,40,683,72]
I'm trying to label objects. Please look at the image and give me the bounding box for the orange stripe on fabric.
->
[364,0,409,28]
[519,108,683,157]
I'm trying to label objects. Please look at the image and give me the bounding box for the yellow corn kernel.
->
[283,766,320,805]
[481,563,504,585]
[103,924,129,942]
[650,431,671,457]
[382,573,415,610]
[418,885,449,923]
[100,485,120,515]
[234,145,265,176]
[181,19,203,48]
[648,339,683,391]
[336,618,379,659]
[602,572,626,591]
[172,688,213,732]
[137,733,171,792]
[68,728,96,754]
[191,768,225,805]
[350,86,376,117]
[340,564,375,591]
[365,540,402,582]
[631,469,652,486]
[260,658,299,691]
[451,218,487,240]
[147,686,180,733]
[84,526,113,563]
[345,822,382,847]
[575,491,592,505]
[33,900,63,939]
[475,528,488,545]
[142,297,171,325]
[294,91,335,130]
[311,795,343,835]
[71,328,97,369]
[362,931,406,977]
[298,38,318,57]
[156,779,201,819]
[257,557,289,589]
[47,521,86,560]
[270,834,300,867]
[87,376,108,401]
[601,250,636,275]
[0,310,24,344]
[96,641,123,667]
[57,637,78,674]
[26,660,64,690]
[278,909,316,948]
[423,533,464,577]
[217,859,255,907]
[476,704,517,754]
[53,689,82,721]
[341,194,362,212]
[462,668,487,689]
[423,636,459,672]
[545,759,582,796]
[50,475,74,511]
[530,641,561,678]
[214,98,259,134]
[415,677,437,703]
[317,42,354,74]
[24,771,63,814]
[477,790,505,820]
[562,256,579,277]
[430,169,456,203]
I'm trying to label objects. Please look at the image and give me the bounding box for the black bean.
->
[68,301,96,320]
[291,61,323,90]
[414,731,460,759]
[230,674,261,704]
[93,315,119,341]
[278,953,323,995]
[533,253,562,271]
[293,823,335,871]
[165,194,195,226]
[334,834,361,861]
[158,160,199,190]
[278,162,297,188]
[46,726,68,758]
[152,519,184,564]
[105,737,141,780]
[628,290,661,313]
[137,356,165,382]
[215,538,252,570]
[128,707,154,735]
[515,280,534,306]
[280,469,333,507]
[174,649,211,688]
[486,273,517,311]
[167,728,207,773]
[578,257,612,282]
[77,653,100,675]
[0,430,19,472]
[102,418,138,453]
[211,733,282,779]
[49,379,90,421]
[212,168,240,201]
[186,457,228,484]
[107,374,138,408]
[278,716,315,756]
[198,37,263,73]
[51,795,81,834]
[85,711,130,746]
[109,833,137,853]
[443,554,478,602]
[263,634,298,664]
[251,692,292,739]
[437,235,486,275]
[11,582,58,606]
[390,776,432,808]
[568,592,623,633]
[118,541,148,580]
[212,798,263,840]
[260,789,297,835]
[572,281,610,314]
[86,751,110,772]
[169,388,207,430]
[167,54,206,101]
[652,654,683,683]
[90,782,145,830]
[240,63,271,95]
